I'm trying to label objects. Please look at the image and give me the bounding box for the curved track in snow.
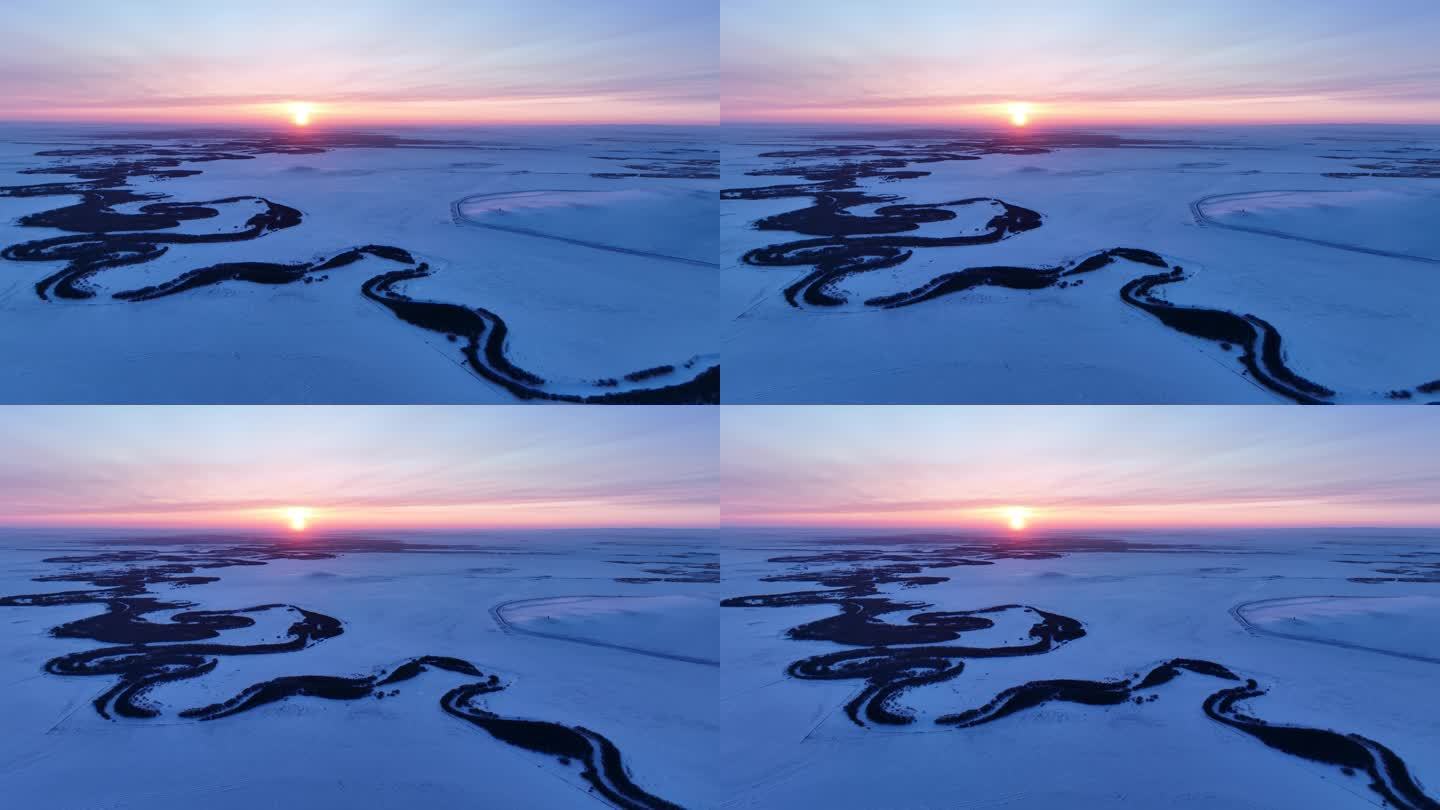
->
[452,190,718,269]
[1191,190,1440,264]
[1230,595,1440,666]
[492,596,719,667]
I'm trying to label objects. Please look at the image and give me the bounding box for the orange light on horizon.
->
[1008,103,1032,127]
[0,98,718,128]
[1006,507,1030,531]
[289,102,313,127]
[287,508,310,531]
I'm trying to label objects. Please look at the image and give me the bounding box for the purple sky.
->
[0,406,717,530]
[0,0,716,125]
[722,407,1440,529]
[723,0,1440,124]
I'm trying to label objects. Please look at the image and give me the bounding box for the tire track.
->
[492,596,719,667]
[726,137,1440,402]
[1231,595,1440,666]
[725,541,1440,809]
[0,136,718,403]
[1191,191,1440,264]
[452,191,718,269]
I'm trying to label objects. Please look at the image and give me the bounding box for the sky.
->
[0,407,717,531]
[723,0,1440,125]
[0,0,716,126]
[722,407,1440,530]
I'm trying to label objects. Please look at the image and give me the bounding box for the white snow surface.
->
[1238,594,1440,660]
[0,529,719,808]
[720,528,1440,808]
[4,526,1439,808]
[0,125,717,403]
[1197,189,1440,255]
[456,188,718,264]
[721,125,1440,403]
[498,594,720,663]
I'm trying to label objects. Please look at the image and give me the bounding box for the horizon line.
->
[5,118,1434,129]
[719,524,1440,532]
[0,117,719,129]
[719,118,1440,129]
[0,524,720,534]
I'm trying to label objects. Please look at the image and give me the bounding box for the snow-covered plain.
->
[0,529,719,808]
[497,594,720,665]
[720,529,1440,808]
[0,124,718,403]
[721,125,1440,403]
[1237,594,1440,663]
[456,188,718,265]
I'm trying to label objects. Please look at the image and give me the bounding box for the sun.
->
[1006,507,1030,531]
[1008,103,1032,127]
[289,102,313,127]
[287,508,310,531]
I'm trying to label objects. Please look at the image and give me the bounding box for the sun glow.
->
[289,102,313,127]
[287,508,310,531]
[1008,103,1031,127]
[1006,507,1030,531]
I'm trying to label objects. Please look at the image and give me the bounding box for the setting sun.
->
[1008,103,1032,127]
[289,102,312,127]
[1006,507,1030,531]
[287,508,309,531]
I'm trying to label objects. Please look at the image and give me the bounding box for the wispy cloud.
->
[0,0,717,123]
[722,0,1440,123]
[0,406,717,529]
[721,407,1440,528]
